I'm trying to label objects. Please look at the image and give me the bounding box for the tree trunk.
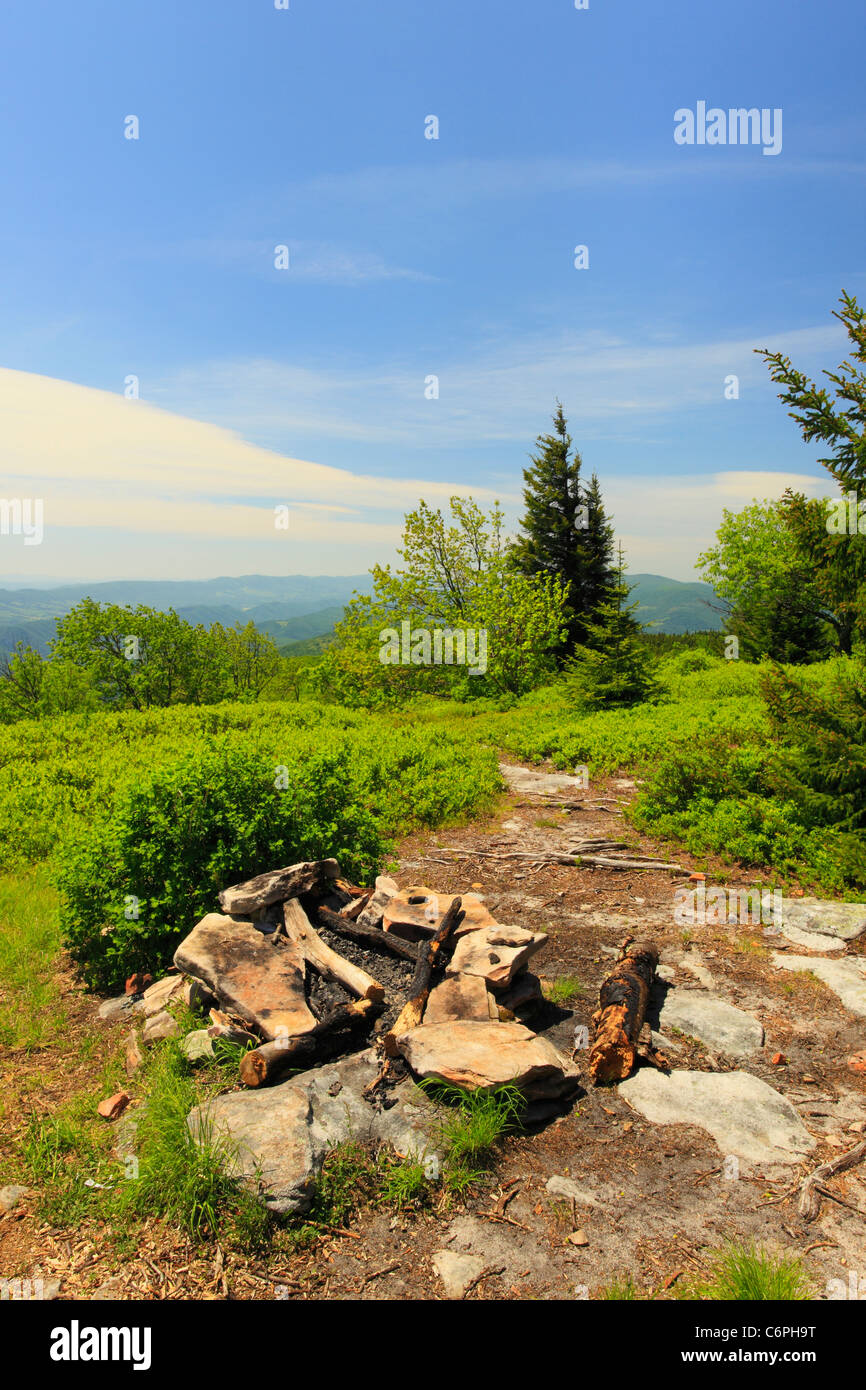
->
[589,940,659,1084]
[239,999,377,1087]
[316,904,419,963]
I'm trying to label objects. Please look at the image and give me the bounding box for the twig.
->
[462,1264,506,1299]
[360,1262,399,1289]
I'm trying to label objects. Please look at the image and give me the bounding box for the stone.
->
[188,1049,440,1215]
[446,924,546,989]
[143,1010,179,1045]
[777,897,866,944]
[619,1069,816,1167]
[396,1020,580,1101]
[356,874,399,930]
[174,912,317,1041]
[678,956,715,990]
[97,1091,130,1121]
[568,1229,589,1247]
[499,763,589,796]
[383,887,498,941]
[658,990,764,1058]
[124,1030,145,1076]
[497,972,543,1015]
[424,974,494,1024]
[0,1184,30,1213]
[772,954,866,1017]
[97,994,140,1022]
[181,1028,215,1062]
[431,1250,486,1299]
[546,1176,605,1209]
[218,859,340,915]
[141,973,184,1016]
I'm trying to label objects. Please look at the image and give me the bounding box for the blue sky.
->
[1,0,864,581]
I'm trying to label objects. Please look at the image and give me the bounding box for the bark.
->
[316,904,419,963]
[282,899,385,1003]
[239,999,377,1087]
[589,939,659,1084]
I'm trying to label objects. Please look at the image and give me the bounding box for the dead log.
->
[383,896,463,1056]
[316,904,419,963]
[239,998,377,1087]
[282,899,385,1003]
[588,939,659,1084]
[798,1140,866,1222]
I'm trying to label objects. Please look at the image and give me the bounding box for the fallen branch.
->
[797,1140,866,1222]
[589,938,660,1084]
[239,998,377,1087]
[383,896,463,1056]
[438,847,683,872]
[316,904,419,963]
[283,899,385,1003]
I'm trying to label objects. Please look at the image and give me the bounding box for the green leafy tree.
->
[566,551,658,708]
[51,599,216,709]
[755,290,866,655]
[512,403,615,654]
[697,499,832,662]
[314,497,567,704]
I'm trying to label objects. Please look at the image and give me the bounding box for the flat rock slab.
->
[619,1069,816,1167]
[174,913,317,1041]
[447,924,546,989]
[218,859,339,915]
[778,898,866,943]
[141,973,185,1016]
[658,989,764,1058]
[499,762,587,796]
[424,974,497,1023]
[384,887,497,941]
[188,1049,439,1215]
[773,954,866,1018]
[396,1019,580,1101]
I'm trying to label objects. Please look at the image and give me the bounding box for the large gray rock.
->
[174,913,317,1041]
[188,1049,440,1215]
[218,859,339,915]
[658,990,764,1058]
[499,763,587,796]
[619,1069,816,1167]
[778,897,866,942]
[396,1019,580,1101]
[773,954,866,1017]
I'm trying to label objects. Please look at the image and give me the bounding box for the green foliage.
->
[756,292,866,655]
[682,1243,812,1301]
[566,561,660,709]
[420,1081,524,1191]
[56,741,385,989]
[697,499,831,662]
[0,867,64,1049]
[314,496,568,704]
[117,1042,269,1248]
[543,976,585,1006]
[761,656,866,855]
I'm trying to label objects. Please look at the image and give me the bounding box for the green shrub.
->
[57,741,386,990]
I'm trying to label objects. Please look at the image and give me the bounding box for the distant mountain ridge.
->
[0,571,721,657]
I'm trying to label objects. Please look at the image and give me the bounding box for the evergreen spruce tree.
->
[513,403,615,654]
[566,548,658,708]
